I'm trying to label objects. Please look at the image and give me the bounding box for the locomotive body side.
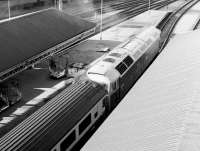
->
[118,27,161,98]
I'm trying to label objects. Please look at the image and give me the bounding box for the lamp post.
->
[148,0,151,14]
[58,0,63,11]
[100,0,103,40]
[149,0,151,10]
[8,0,11,20]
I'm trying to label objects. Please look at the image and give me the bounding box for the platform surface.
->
[81,29,200,151]
[0,8,95,74]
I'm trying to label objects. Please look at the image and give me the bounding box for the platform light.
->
[58,0,63,11]
[8,0,10,18]
[148,0,151,11]
[100,0,103,40]
[148,0,151,15]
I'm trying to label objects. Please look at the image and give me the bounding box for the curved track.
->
[69,0,186,36]
[159,0,199,50]
[81,0,178,24]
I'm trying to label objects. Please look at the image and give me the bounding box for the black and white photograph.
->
[0,0,200,150]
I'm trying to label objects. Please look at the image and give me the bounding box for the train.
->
[0,26,161,151]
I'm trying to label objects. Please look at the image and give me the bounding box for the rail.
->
[95,0,179,31]
[193,16,200,30]
[159,0,199,51]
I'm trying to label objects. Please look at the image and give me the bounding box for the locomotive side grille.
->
[133,50,141,60]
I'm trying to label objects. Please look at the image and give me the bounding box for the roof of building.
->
[0,8,95,75]
[81,29,200,151]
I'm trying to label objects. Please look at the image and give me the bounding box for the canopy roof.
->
[0,8,95,79]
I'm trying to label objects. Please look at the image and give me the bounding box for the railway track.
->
[69,0,144,17]
[98,0,177,30]
[158,0,199,50]
[80,0,180,33]
[77,0,145,18]
[83,0,198,48]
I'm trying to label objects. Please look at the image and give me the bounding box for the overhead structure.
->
[0,8,96,82]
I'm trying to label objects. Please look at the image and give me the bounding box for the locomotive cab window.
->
[60,130,76,151]
[115,62,127,75]
[79,114,92,135]
[123,56,134,67]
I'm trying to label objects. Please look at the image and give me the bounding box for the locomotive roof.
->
[0,8,95,78]
[136,26,160,42]
[0,80,106,151]
[87,50,128,76]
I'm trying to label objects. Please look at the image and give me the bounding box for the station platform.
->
[0,9,168,138]
[81,28,200,151]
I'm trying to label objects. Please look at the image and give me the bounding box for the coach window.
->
[60,130,76,151]
[79,114,92,135]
